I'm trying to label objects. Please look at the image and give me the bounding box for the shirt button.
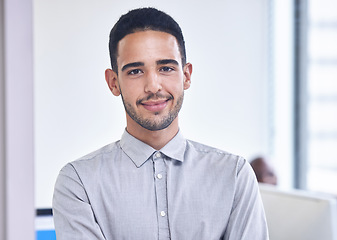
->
[157,173,163,179]
[155,152,161,158]
[160,211,166,217]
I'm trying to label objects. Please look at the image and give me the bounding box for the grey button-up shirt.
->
[53,130,269,239]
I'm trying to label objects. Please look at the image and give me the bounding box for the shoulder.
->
[77,141,120,162]
[186,139,236,157]
[185,139,247,175]
[59,141,120,176]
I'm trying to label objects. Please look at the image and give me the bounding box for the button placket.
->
[153,152,170,239]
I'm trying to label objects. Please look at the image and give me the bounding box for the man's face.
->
[107,30,192,131]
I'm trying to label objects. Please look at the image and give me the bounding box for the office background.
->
[1,0,336,239]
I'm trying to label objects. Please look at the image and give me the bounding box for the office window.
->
[306,0,337,195]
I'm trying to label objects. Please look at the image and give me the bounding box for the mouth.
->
[137,93,174,112]
[140,99,170,112]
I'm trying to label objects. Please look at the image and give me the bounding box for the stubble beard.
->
[121,92,184,131]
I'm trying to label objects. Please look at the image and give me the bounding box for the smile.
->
[141,99,169,112]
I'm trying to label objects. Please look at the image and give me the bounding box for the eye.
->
[160,66,174,72]
[128,69,143,75]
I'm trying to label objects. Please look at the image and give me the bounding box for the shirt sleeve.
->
[52,163,106,240]
[223,158,269,240]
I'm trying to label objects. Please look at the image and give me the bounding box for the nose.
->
[144,71,162,93]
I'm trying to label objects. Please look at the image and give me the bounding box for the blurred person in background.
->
[250,156,277,185]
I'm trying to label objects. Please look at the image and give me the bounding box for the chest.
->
[82,158,234,239]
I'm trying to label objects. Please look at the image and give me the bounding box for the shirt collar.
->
[160,130,186,163]
[120,129,187,168]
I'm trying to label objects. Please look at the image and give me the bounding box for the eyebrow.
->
[156,59,179,66]
[121,62,144,72]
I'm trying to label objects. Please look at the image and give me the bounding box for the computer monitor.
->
[36,208,56,240]
[259,184,337,240]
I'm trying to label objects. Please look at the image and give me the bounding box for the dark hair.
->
[109,7,186,73]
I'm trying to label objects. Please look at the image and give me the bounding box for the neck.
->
[126,118,179,150]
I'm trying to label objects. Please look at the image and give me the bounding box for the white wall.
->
[1,0,35,239]
[272,0,295,189]
[34,0,271,208]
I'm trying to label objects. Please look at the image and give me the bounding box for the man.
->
[53,7,269,240]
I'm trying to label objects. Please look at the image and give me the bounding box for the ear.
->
[183,63,192,90]
[105,69,120,96]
